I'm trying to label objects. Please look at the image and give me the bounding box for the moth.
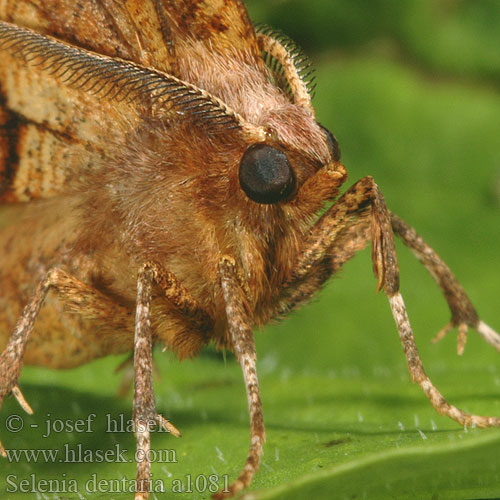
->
[0,1,499,499]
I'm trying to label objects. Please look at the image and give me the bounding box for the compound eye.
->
[319,124,341,162]
[239,144,296,204]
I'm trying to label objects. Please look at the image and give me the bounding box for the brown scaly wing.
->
[0,0,260,72]
[0,0,261,202]
[0,0,174,72]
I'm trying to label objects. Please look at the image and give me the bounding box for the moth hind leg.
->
[0,267,132,455]
[0,269,58,456]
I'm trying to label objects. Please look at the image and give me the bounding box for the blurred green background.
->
[1,1,500,499]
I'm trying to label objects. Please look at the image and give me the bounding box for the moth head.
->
[236,121,342,206]
[238,124,341,205]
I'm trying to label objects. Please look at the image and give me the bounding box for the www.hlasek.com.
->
[5,442,176,464]
[2,412,230,495]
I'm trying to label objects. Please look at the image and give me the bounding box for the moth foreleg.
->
[0,267,130,456]
[292,176,398,293]
[286,176,500,428]
[214,256,265,499]
[275,212,371,316]
[389,289,500,427]
[133,261,211,500]
[390,212,500,355]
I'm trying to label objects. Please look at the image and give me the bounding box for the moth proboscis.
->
[0,1,499,499]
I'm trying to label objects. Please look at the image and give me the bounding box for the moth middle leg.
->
[214,256,265,499]
[278,176,500,427]
[135,258,263,500]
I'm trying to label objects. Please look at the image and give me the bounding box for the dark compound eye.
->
[239,144,296,204]
[319,124,341,162]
